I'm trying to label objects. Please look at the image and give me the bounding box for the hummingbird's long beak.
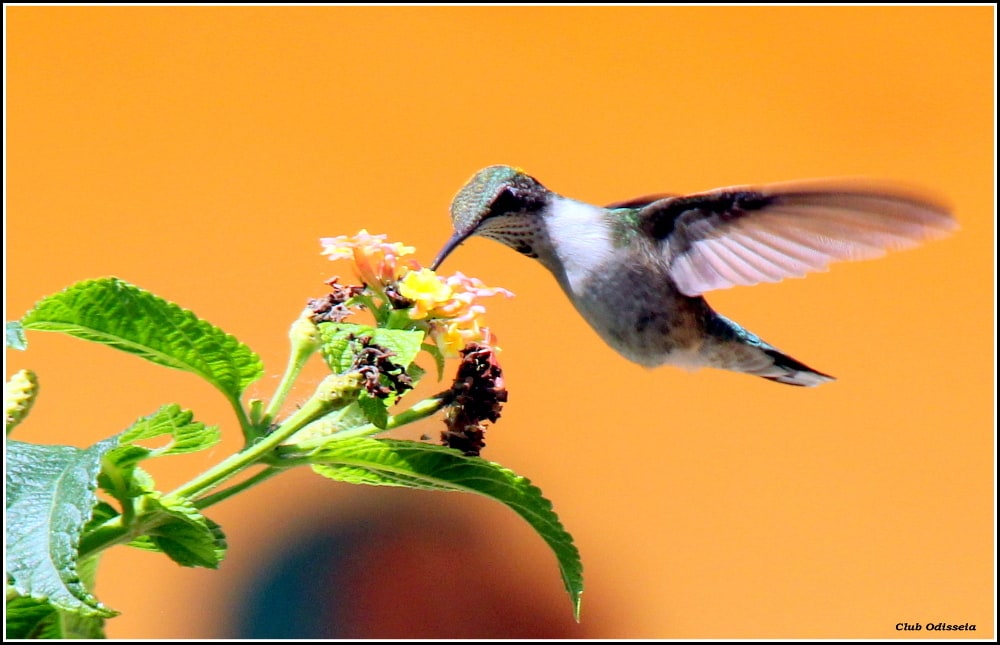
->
[430,231,471,270]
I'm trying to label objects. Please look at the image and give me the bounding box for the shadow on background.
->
[230,496,589,639]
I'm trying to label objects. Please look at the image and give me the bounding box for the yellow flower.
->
[428,318,491,358]
[397,269,511,357]
[319,231,512,358]
[397,268,454,320]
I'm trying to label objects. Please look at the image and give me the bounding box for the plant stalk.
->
[192,467,283,509]
[277,395,447,459]
[164,373,362,504]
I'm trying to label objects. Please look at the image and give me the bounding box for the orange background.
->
[5,6,994,639]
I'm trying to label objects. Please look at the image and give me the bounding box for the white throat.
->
[542,196,615,292]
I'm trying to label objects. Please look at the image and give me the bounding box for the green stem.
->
[385,307,420,330]
[264,313,321,422]
[230,396,255,443]
[164,374,362,503]
[192,467,283,510]
[354,293,381,323]
[265,360,299,421]
[264,350,312,422]
[77,515,131,560]
[99,456,137,525]
[78,376,361,561]
[281,395,447,457]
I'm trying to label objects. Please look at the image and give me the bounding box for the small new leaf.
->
[20,277,263,400]
[357,392,389,430]
[119,404,220,457]
[318,322,425,374]
[132,495,227,568]
[310,438,584,619]
[318,322,375,373]
[5,437,121,617]
[98,406,218,506]
[84,501,120,530]
[407,362,427,388]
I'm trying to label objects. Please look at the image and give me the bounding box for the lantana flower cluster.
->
[320,230,417,299]
[319,230,512,357]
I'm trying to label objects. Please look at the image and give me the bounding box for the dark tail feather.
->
[758,348,835,387]
[706,314,835,387]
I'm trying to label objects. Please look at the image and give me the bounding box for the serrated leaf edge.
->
[21,277,263,397]
[312,439,583,615]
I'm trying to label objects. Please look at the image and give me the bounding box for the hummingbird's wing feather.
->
[605,193,676,209]
[639,182,956,297]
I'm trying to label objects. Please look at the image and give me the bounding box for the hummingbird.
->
[430,165,956,386]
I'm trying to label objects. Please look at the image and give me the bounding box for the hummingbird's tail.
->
[754,347,835,387]
[704,314,835,387]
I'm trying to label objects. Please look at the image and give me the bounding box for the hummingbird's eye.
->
[485,188,525,220]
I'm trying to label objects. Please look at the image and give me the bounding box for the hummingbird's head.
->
[431,165,550,270]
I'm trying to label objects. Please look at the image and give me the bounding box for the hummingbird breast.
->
[533,196,712,367]
[560,245,712,368]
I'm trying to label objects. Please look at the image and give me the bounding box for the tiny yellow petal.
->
[398,268,454,320]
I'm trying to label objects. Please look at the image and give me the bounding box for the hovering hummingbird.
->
[430,166,955,386]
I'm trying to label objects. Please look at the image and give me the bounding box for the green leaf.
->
[357,392,389,429]
[56,556,108,637]
[248,398,266,427]
[6,437,120,617]
[85,477,225,568]
[84,501,121,529]
[5,596,62,639]
[317,322,374,373]
[119,404,220,457]
[98,445,153,501]
[406,362,426,388]
[6,369,40,435]
[7,320,27,349]
[310,438,584,619]
[20,277,263,399]
[58,606,107,639]
[369,327,425,369]
[318,322,425,374]
[131,496,227,568]
[6,594,107,638]
[97,406,217,508]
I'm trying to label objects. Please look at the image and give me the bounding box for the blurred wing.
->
[638,181,957,296]
[605,193,676,209]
